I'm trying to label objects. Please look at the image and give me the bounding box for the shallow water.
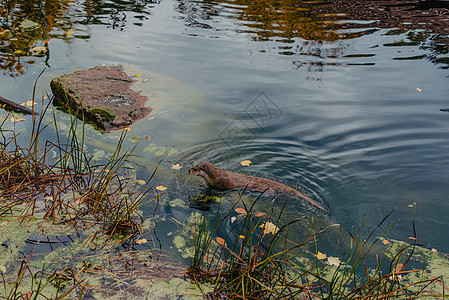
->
[1,0,449,255]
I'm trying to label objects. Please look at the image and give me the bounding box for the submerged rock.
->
[50,65,152,132]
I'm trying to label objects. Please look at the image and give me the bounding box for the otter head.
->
[190,161,219,185]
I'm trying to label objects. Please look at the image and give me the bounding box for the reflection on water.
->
[1,0,449,253]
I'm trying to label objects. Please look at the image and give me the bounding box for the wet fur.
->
[190,161,326,211]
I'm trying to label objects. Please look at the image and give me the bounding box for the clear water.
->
[1,0,449,254]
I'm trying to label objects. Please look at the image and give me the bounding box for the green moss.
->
[90,108,115,122]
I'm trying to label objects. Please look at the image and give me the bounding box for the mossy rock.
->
[50,65,152,132]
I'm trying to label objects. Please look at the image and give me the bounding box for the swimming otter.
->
[190,161,326,211]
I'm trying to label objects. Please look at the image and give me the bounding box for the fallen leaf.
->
[235,208,247,215]
[239,235,245,239]
[216,237,227,246]
[431,248,438,253]
[259,222,279,235]
[26,100,37,107]
[21,292,32,300]
[135,179,146,185]
[382,239,390,245]
[31,45,47,54]
[103,169,110,173]
[66,29,75,37]
[240,160,252,167]
[316,251,326,260]
[136,238,148,244]
[10,117,25,122]
[171,163,182,170]
[135,73,141,77]
[327,256,341,266]
[13,50,25,55]
[124,127,131,131]
[144,135,150,140]
[155,185,166,191]
[230,216,237,223]
[143,78,149,82]
[416,88,422,92]
[254,212,266,217]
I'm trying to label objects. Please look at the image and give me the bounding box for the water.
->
[1,0,449,255]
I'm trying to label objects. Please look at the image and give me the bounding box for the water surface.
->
[1,0,449,253]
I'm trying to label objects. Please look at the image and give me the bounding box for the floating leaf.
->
[216,237,227,246]
[144,135,150,140]
[155,185,166,191]
[10,117,25,122]
[31,46,47,54]
[235,208,247,215]
[143,78,149,82]
[13,50,25,55]
[136,238,148,244]
[327,256,341,266]
[171,163,182,170]
[254,212,266,217]
[239,235,245,239]
[26,100,37,107]
[416,88,422,92]
[135,73,141,77]
[316,251,326,260]
[382,239,390,245]
[240,160,252,166]
[135,180,146,185]
[103,169,110,173]
[231,216,237,223]
[130,136,141,143]
[66,29,75,37]
[259,222,279,235]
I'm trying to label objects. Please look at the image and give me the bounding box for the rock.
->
[50,65,152,132]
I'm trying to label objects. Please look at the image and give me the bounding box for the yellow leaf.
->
[240,160,252,166]
[235,208,247,215]
[155,185,166,191]
[135,73,141,77]
[216,237,227,246]
[239,235,245,239]
[259,222,279,235]
[254,212,266,217]
[10,117,25,122]
[13,50,24,55]
[103,169,110,172]
[135,179,146,185]
[124,127,131,131]
[26,100,37,107]
[382,239,390,245]
[171,163,182,170]
[31,46,47,54]
[136,238,147,244]
[316,251,326,260]
[66,29,75,37]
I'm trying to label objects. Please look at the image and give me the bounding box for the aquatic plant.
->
[187,196,447,299]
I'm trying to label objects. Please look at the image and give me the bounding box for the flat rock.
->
[50,65,152,132]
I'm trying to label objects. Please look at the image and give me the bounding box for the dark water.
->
[1,0,449,253]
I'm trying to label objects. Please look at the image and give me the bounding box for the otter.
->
[189,161,326,211]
